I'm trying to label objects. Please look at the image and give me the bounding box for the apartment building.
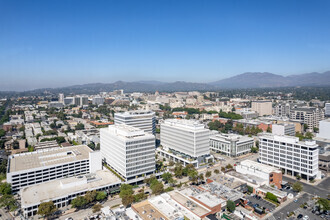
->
[100,125,155,181]
[236,160,282,189]
[210,133,254,157]
[7,145,95,192]
[159,119,212,167]
[251,100,272,116]
[290,107,325,130]
[273,103,291,117]
[259,133,319,180]
[114,110,156,135]
[272,123,295,136]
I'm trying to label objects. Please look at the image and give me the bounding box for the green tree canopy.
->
[0,182,12,195]
[227,200,236,212]
[292,182,303,192]
[37,201,57,218]
[71,196,88,209]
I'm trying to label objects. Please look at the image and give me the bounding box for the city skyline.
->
[1,0,330,90]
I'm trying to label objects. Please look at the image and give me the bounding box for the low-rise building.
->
[236,160,282,189]
[272,123,295,136]
[210,133,254,157]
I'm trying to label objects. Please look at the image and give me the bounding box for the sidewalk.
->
[282,174,324,186]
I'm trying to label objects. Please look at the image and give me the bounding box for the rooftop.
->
[21,169,121,207]
[239,160,281,174]
[101,124,155,140]
[8,145,92,173]
[210,133,254,143]
[259,133,318,147]
[162,119,207,131]
[132,200,168,220]
[115,110,155,117]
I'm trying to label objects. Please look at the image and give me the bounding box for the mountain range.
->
[2,71,330,94]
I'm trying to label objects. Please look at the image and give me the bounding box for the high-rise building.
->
[272,123,295,136]
[74,97,81,106]
[159,119,211,167]
[64,97,74,106]
[210,133,254,157]
[325,103,330,117]
[59,93,64,103]
[100,125,155,181]
[290,107,324,130]
[259,133,319,180]
[251,100,272,116]
[114,110,156,135]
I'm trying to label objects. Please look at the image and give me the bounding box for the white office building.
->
[158,119,212,167]
[325,103,330,117]
[272,123,295,136]
[259,133,319,180]
[92,96,105,105]
[210,133,254,157]
[290,107,325,130]
[317,119,330,140]
[100,125,155,180]
[7,145,97,192]
[114,110,156,135]
[21,169,121,218]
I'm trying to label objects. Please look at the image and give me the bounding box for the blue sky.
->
[1,0,330,91]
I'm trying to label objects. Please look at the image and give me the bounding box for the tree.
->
[292,182,303,192]
[225,164,233,169]
[121,194,134,207]
[174,163,183,178]
[75,123,85,130]
[0,129,6,137]
[0,194,17,211]
[92,204,103,213]
[96,191,107,201]
[85,190,97,203]
[266,126,272,133]
[0,183,12,195]
[247,185,253,193]
[162,172,173,183]
[198,173,204,183]
[221,167,225,172]
[119,184,134,198]
[317,198,330,211]
[227,200,235,212]
[37,201,57,218]
[296,174,301,180]
[251,147,258,153]
[205,171,212,178]
[266,192,278,203]
[71,196,88,208]
[188,170,198,184]
[214,169,219,174]
[151,181,164,195]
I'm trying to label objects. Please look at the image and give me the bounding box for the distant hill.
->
[1,71,329,94]
[209,71,330,88]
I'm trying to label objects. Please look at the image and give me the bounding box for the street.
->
[282,176,330,198]
[0,208,13,220]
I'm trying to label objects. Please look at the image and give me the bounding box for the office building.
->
[63,97,74,106]
[259,133,319,180]
[251,100,272,116]
[7,145,96,192]
[210,133,254,157]
[158,119,212,167]
[325,103,330,117]
[48,101,64,109]
[317,119,330,140]
[290,107,324,130]
[236,160,282,189]
[92,96,105,105]
[100,125,155,180]
[272,123,295,136]
[21,169,121,218]
[114,110,156,135]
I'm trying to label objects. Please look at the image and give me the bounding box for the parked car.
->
[297,214,303,219]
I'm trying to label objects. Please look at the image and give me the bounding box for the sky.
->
[1,0,330,91]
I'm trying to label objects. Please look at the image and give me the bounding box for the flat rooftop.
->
[168,190,211,217]
[179,187,225,208]
[132,200,168,220]
[239,160,281,173]
[101,125,155,140]
[259,133,318,147]
[115,110,155,117]
[9,145,92,173]
[162,119,207,131]
[21,169,121,207]
[210,133,253,143]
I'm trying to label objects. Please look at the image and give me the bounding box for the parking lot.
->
[247,195,276,212]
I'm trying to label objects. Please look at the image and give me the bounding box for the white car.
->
[302,215,309,220]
